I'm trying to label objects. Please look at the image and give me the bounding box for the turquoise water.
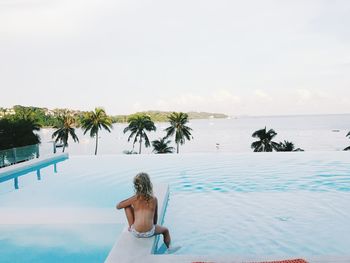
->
[0,152,350,261]
[0,157,126,263]
[161,153,350,257]
[0,224,122,263]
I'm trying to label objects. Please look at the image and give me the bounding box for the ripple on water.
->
[163,189,350,256]
[2,153,350,257]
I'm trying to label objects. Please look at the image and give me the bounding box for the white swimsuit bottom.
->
[130,224,155,238]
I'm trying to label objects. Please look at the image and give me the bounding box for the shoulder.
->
[128,194,138,200]
[153,196,158,204]
[116,194,138,209]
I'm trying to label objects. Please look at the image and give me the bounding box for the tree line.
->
[0,108,194,155]
[0,106,227,126]
[1,108,350,155]
[0,105,83,127]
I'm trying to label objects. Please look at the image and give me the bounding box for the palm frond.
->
[123,114,156,153]
[152,137,174,154]
[164,112,192,152]
[251,127,280,152]
[51,114,79,150]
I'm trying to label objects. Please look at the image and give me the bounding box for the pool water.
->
[0,156,126,263]
[161,153,350,257]
[0,152,349,261]
[0,224,122,263]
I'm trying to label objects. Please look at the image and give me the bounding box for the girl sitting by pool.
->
[116,172,179,253]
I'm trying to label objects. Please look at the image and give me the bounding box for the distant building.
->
[0,108,15,117]
[45,109,55,116]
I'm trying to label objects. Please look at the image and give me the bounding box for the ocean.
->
[39,114,350,155]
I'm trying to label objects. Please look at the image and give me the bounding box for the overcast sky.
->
[1,0,349,116]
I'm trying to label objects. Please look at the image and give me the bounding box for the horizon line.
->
[2,104,350,118]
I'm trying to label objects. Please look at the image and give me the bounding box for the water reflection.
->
[0,224,123,263]
[0,156,67,190]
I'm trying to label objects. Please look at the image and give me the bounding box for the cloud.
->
[176,94,206,105]
[132,102,142,112]
[254,90,272,101]
[297,89,333,103]
[1,0,349,116]
[297,89,312,101]
[155,90,241,113]
[212,90,241,103]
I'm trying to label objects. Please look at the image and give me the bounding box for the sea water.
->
[39,114,350,156]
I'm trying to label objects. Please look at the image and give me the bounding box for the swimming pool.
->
[161,152,350,258]
[0,152,349,261]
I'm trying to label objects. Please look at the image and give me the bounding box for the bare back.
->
[132,195,157,232]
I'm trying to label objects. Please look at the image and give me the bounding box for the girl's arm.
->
[153,197,158,224]
[116,195,137,209]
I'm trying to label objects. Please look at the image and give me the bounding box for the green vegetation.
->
[152,138,174,154]
[186,111,227,119]
[278,140,304,152]
[0,105,85,127]
[165,112,193,154]
[123,114,156,154]
[11,105,58,127]
[0,105,86,128]
[251,127,280,152]
[52,113,79,153]
[0,117,41,150]
[344,131,350,151]
[112,110,228,123]
[251,128,304,152]
[81,108,113,155]
[0,109,42,166]
[0,106,227,127]
[0,105,314,155]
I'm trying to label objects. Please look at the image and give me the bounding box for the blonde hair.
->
[133,172,153,201]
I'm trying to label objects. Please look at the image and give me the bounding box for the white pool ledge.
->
[0,153,68,178]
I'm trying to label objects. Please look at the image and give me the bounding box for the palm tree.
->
[52,114,79,153]
[81,108,113,155]
[152,137,174,154]
[1,117,41,166]
[164,112,193,154]
[344,131,350,151]
[278,140,304,152]
[251,127,280,152]
[123,114,156,154]
[0,118,41,150]
[278,140,295,151]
